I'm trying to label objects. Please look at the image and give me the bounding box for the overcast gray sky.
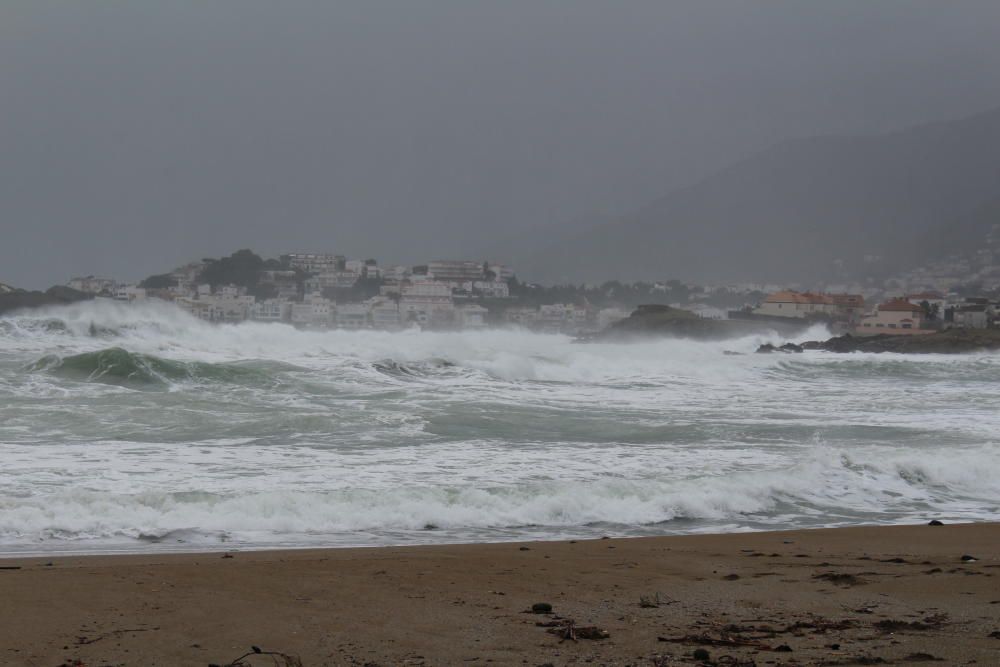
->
[4,1,1000,288]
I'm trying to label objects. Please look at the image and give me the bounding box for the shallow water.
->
[1,300,997,554]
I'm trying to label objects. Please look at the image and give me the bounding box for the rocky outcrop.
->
[771,329,1000,354]
[0,285,92,316]
[583,304,813,342]
[756,342,804,353]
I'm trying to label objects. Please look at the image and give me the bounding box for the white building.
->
[336,303,369,329]
[113,285,147,302]
[486,263,515,282]
[427,260,484,283]
[177,295,254,323]
[456,304,489,328]
[400,280,455,328]
[504,307,539,328]
[753,291,838,318]
[259,270,301,299]
[218,284,246,298]
[304,272,358,295]
[344,259,366,276]
[286,253,344,274]
[382,265,412,282]
[952,303,991,329]
[291,296,334,328]
[401,280,452,300]
[368,297,401,329]
[538,304,589,332]
[460,280,510,298]
[858,299,926,332]
[250,299,291,323]
[68,276,116,294]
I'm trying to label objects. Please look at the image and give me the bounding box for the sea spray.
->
[1,300,998,553]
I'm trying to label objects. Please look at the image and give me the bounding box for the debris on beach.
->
[542,619,609,642]
[813,572,867,587]
[211,646,303,667]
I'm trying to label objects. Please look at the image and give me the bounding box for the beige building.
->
[858,299,926,332]
[753,291,837,318]
[754,290,865,322]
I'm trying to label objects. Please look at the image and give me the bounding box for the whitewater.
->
[1,299,998,555]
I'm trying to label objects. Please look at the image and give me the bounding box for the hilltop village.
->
[3,245,998,336]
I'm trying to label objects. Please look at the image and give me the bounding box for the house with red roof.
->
[753,290,865,322]
[858,299,928,333]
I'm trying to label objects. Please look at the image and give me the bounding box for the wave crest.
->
[27,347,291,389]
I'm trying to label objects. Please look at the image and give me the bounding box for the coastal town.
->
[33,242,1000,336]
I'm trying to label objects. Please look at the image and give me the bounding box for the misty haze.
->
[2,3,999,666]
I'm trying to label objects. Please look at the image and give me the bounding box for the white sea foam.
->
[1,301,999,553]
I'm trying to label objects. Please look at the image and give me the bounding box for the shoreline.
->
[0,518,980,560]
[2,522,997,665]
[0,519,986,560]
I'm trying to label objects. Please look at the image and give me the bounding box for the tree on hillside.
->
[198,249,265,290]
[919,300,940,320]
[139,274,177,289]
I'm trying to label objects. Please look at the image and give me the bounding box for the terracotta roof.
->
[878,299,924,313]
[906,291,944,300]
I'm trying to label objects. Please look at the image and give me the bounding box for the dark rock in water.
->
[531,602,553,614]
[961,554,978,562]
[584,303,812,342]
[692,648,711,661]
[928,519,944,526]
[756,342,803,353]
[796,329,1000,354]
[775,644,793,652]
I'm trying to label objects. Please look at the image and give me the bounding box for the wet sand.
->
[1,523,998,666]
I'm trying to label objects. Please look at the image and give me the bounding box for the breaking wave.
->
[1,444,997,550]
[26,347,297,389]
[2,299,999,553]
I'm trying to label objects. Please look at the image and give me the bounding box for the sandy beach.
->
[0,523,997,666]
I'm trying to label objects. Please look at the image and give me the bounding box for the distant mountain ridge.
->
[520,107,1000,284]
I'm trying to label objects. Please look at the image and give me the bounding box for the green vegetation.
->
[0,285,91,316]
[139,273,177,289]
[198,249,267,290]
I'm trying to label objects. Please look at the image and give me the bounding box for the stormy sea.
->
[1,300,997,555]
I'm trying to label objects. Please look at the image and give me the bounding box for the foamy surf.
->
[1,300,998,554]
